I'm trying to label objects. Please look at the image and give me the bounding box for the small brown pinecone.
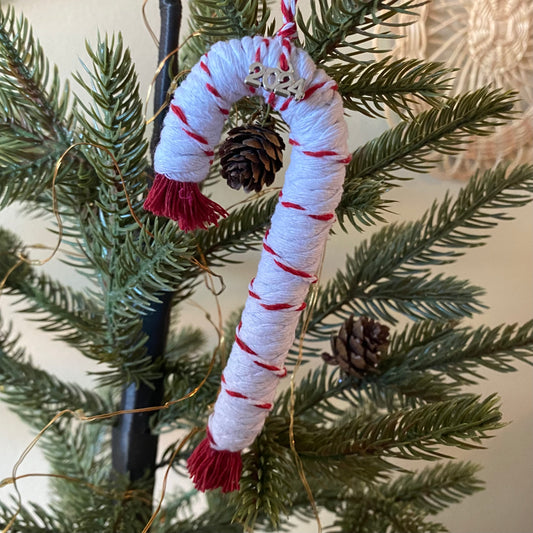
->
[219,124,285,193]
[322,316,390,378]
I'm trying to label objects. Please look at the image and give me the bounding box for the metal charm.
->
[244,61,306,101]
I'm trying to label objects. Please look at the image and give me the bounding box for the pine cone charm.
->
[219,124,285,193]
[322,316,390,378]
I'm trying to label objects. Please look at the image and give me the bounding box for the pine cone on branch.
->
[322,316,390,378]
[219,124,285,193]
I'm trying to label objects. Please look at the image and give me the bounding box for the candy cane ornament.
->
[144,3,350,492]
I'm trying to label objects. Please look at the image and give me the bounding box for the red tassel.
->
[187,431,242,493]
[144,173,228,232]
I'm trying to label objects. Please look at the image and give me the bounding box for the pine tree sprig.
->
[183,0,273,68]
[232,427,296,530]
[196,192,277,265]
[333,56,453,119]
[0,501,73,533]
[0,6,89,210]
[341,87,518,201]
[0,6,72,137]
[331,497,448,533]
[68,34,197,385]
[387,319,533,385]
[0,228,102,351]
[327,462,482,533]
[314,163,533,333]
[0,122,84,209]
[385,461,484,515]
[298,0,423,65]
[0,318,110,426]
[294,394,503,462]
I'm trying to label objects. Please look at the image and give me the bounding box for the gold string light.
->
[141,0,159,48]
[141,427,201,533]
[287,249,328,533]
[1,245,228,532]
[143,31,201,126]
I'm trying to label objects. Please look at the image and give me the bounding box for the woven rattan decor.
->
[388,0,532,180]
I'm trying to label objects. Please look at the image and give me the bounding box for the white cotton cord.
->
[154,35,350,453]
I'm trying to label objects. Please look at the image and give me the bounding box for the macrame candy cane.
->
[144,1,350,493]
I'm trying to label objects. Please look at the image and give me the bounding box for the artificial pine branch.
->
[195,192,278,264]
[0,7,72,137]
[388,319,533,383]
[0,318,110,425]
[0,8,91,211]
[298,0,423,64]
[348,87,517,181]
[0,502,73,533]
[314,163,533,334]
[184,0,272,65]
[71,34,194,386]
[294,394,503,461]
[338,88,518,225]
[0,229,102,352]
[333,56,453,119]
[383,461,484,515]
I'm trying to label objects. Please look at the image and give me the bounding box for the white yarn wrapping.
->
[155,36,349,452]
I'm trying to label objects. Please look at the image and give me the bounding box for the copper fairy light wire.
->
[141,427,201,533]
[141,0,160,48]
[143,31,201,126]
[0,140,154,297]
[1,250,227,533]
[287,247,327,533]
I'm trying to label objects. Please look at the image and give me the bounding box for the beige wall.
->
[1,2,532,532]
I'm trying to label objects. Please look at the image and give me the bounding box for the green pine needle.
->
[315,163,533,332]
[299,0,423,65]
[333,56,453,119]
[295,394,503,461]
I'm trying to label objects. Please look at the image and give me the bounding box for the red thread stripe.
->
[309,213,335,221]
[303,150,339,158]
[289,138,300,146]
[200,60,210,75]
[183,129,209,145]
[204,150,215,157]
[235,334,257,356]
[254,403,273,410]
[279,97,292,112]
[267,92,276,106]
[248,289,260,300]
[254,360,284,373]
[279,54,289,71]
[225,389,248,399]
[281,200,305,210]
[218,107,229,115]
[206,83,221,98]
[255,47,261,62]
[262,241,278,257]
[273,258,314,279]
[260,302,295,311]
[304,81,327,99]
[171,104,188,125]
[280,0,292,21]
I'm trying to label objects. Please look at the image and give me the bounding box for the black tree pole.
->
[111,0,182,493]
